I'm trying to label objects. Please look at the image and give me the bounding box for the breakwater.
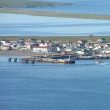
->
[8,55,110,64]
[7,54,110,65]
[8,56,75,64]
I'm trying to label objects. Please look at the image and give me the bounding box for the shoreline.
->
[0,50,47,57]
[1,8,110,20]
[0,50,110,61]
[0,36,110,42]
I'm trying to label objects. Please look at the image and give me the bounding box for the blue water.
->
[1,0,110,36]
[31,0,110,15]
[1,14,110,36]
[0,57,110,110]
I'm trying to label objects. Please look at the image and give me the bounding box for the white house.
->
[25,43,32,50]
[65,48,72,52]
[33,46,49,53]
[0,40,11,46]
[0,45,10,50]
[102,49,110,54]
[76,51,84,55]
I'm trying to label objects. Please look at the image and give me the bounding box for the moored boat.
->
[57,55,75,64]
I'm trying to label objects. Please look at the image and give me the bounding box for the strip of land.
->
[0,36,110,42]
[0,0,71,8]
[0,50,46,57]
[0,0,110,20]
[1,8,110,20]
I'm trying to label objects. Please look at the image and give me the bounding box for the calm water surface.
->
[1,14,110,36]
[0,57,110,110]
[1,0,110,36]
[32,0,110,15]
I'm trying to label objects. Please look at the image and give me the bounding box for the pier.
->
[8,57,35,64]
[8,56,75,64]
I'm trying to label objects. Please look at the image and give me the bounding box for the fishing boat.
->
[57,55,75,64]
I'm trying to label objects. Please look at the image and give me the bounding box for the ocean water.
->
[1,14,110,36]
[32,0,110,15]
[0,57,110,110]
[0,0,110,36]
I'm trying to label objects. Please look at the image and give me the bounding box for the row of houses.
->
[0,39,62,53]
[0,38,110,56]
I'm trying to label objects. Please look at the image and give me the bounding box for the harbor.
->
[8,55,75,64]
[7,53,110,65]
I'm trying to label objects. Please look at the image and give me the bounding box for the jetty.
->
[8,55,75,64]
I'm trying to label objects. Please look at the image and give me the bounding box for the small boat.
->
[95,60,104,64]
[57,55,75,64]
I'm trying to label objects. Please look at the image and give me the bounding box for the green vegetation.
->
[0,36,110,42]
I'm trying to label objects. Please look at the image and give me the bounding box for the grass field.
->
[0,36,110,42]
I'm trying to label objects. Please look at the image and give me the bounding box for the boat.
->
[57,55,75,64]
[95,60,104,64]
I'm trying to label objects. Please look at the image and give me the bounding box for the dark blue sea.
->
[0,57,110,110]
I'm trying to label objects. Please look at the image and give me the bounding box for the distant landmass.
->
[0,0,72,8]
[0,0,110,20]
